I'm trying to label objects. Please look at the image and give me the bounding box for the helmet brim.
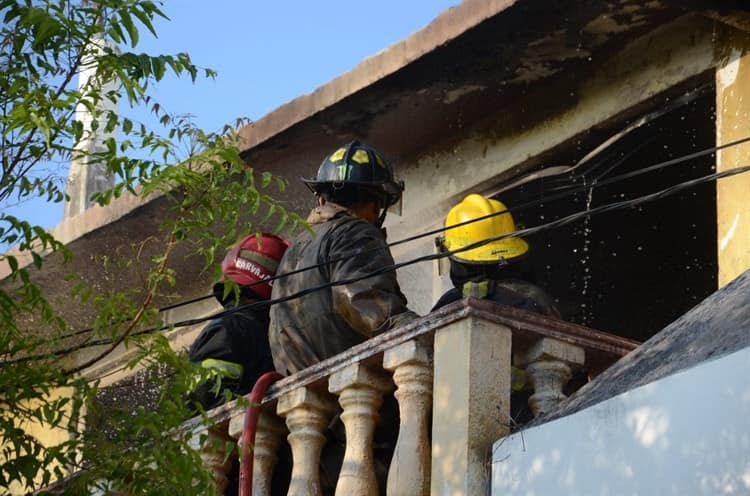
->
[301,177,403,208]
[448,236,529,264]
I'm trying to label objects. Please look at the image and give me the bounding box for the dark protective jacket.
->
[432,257,560,316]
[269,203,416,375]
[431,277,561,317]
[431,270,561,426]
[188,306,274,411]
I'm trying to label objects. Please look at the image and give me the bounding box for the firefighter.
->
[433,194,561,427]
[268,142,416,494]
[269,141,417,375]
[188,233,289,411]
[433,193,560,316]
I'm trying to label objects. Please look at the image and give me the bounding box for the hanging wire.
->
[487,82,711,196]
[52,133,747,342]
[5,162,749,368]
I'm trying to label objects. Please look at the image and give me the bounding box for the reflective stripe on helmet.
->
[238,249,280,275]
[218,233,289,300]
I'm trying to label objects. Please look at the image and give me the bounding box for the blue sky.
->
[8,0,460,231]
[144,1,461,129]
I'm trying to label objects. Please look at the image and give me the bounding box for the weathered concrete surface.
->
[88,366,168,441]
[431,315,512,496]
[70,296,219,386]
[716,27,750,287]
[390,13,719,322]
[664,0,750,33]
[543,268,750,422]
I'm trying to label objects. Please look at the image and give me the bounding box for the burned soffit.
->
[240,0,683,176]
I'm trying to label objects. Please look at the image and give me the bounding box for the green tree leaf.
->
[0,1,307,493]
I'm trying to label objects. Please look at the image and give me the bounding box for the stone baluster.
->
[382,339,433,496]
[515,337,585,417]
[328,363,393,496]
[276,387,336,496]
[228,409,287,496]
[190,425,234,494]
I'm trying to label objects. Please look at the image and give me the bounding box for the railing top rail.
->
[191,299,639,428]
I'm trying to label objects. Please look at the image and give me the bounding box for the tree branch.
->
[63,231,177,376]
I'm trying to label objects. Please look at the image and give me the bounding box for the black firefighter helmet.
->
[302,141,404,210]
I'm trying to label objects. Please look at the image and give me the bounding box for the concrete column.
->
[228,410,287,496]
[276,387,336,496]
[716,28,750,287]
[64,33,118,219]
[191,426,234,494]
[431,315,512,496]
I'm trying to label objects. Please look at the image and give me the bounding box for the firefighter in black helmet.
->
[300,141,404,228]
[269,142,416,493]
[269,141,416,374]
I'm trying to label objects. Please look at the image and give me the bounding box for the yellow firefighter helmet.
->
[444,194,528,263]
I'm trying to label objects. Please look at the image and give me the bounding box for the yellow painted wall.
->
[716,28,750,288]
[2,388,79,494]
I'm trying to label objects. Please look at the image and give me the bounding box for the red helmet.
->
[214,233,289,301]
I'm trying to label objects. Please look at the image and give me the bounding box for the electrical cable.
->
[6,162,748,367]
[487,83,712,195]
[53,133,750,342]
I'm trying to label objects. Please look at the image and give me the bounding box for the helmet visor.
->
[386,179,404,216]
[381,178,404,215]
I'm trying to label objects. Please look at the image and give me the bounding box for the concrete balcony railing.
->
[186,298,639,496]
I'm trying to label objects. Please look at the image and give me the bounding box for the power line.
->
[164,133,747,305]
[6,162,748,367]
[55,133,749,342]
[488,82,712,196]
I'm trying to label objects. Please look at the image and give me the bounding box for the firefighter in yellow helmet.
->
[433,194,562,427]
[432,193,560,316]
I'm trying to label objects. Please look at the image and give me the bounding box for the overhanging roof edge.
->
[1,0,516,277]
[236,0,516,153]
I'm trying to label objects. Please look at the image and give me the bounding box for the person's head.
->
[303,141,404,226]
[213,233,289,306]
[316,185,383,224]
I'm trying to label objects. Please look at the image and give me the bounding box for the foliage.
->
[0,0,304,493]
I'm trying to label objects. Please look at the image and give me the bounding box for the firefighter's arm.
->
[328,221,417,337]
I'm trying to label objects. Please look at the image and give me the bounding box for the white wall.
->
[492,347,750,495]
